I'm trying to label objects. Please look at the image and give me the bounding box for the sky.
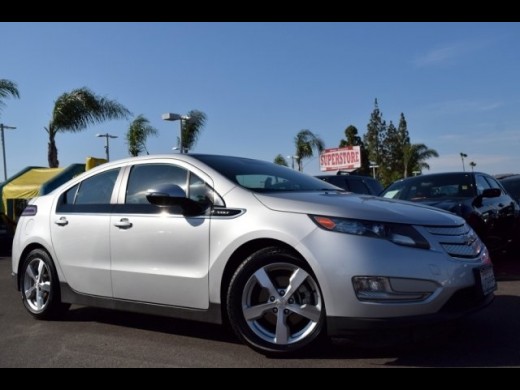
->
[0,22,519,180]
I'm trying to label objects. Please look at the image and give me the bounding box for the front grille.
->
[425,224,483,259]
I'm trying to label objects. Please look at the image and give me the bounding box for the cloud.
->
[422,99,503,116]
[414,39,490,68]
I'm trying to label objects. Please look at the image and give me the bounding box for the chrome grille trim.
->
[424,224,482,259]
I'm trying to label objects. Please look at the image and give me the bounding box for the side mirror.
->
[482,188,501,198]
[146,184,187,206]
[146,184,207,216]
[472,188,501,208]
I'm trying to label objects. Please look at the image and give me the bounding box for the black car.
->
[381,172,519,254]
[0,213,14,256]
[499,174,520,204]
[316,173,383,195]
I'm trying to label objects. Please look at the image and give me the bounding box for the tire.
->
[227,247,325,355]
[20,249,69,320]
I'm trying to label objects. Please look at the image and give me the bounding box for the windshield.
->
[192,155,341,193]
[383,173,476,201]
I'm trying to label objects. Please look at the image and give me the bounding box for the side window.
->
[57,169,120,212]
[484,176,502,190]
[75,169,120,205]
[188,173,223,207]
[347,179,370,194]
[126,164,188,204]
[475,175,491,195]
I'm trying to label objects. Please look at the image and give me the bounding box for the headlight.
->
[310,215,430,250]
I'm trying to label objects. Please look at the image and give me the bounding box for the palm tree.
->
[0,79,20,113]
[403,143,439,177]
[294,129,324,172]
[126,115,158,157]
[46,87,131,168]
[273,154,288,167]
[181,110,207,152]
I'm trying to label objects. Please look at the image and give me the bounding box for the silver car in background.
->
[12,154,496,354]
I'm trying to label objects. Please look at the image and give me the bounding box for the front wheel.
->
[227,248,325,355]
[20,249,69,320]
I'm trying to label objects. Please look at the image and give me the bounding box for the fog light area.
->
[353,276,432,302]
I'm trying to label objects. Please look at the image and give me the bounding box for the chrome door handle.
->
[55,217,69,226]
[114,218,133,229]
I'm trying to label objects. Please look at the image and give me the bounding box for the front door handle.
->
[55,217,69,226]
[114,218,133,229]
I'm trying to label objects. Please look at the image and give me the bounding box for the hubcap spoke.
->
[284,268,309,298]
[275,311,289,345]
[244,302,276,321]
[39,281,51,293]
[25,286,36,300]
[26,265,37,282]
[37,260,45,281]
[253,268,279,297]
[36,290,45,310]
[288,304,321,323]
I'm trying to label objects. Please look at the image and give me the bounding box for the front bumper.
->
[327,287,494,336]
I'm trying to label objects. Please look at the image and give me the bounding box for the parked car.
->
[316,173,383,195]
[499,174,520,204]
[382,172,519,254]
[0,213,14,255]
[12,155,495,354]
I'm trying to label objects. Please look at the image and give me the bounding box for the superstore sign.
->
[320,146,361,172]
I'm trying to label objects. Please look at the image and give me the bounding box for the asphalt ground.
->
[1,255,519,367]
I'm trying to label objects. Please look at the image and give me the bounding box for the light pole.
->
[162,113,191,154]
[1,123,16,181]
[460,153,468,172]
[470,161,476,172]
[96,133,118,162]
[369,162,379,179]
[287,155,299,170]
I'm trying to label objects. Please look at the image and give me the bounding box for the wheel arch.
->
[16,244,54,290]
[219,238,307,321]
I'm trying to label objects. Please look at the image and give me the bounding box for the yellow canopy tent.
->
[2,168,63,220]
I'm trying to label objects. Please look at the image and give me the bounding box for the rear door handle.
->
[55,217,69,226]
[114,218,133,229]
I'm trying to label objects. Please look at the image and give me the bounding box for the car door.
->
[50,168,121,297]
[110,162,211,309]
[483,175,518,244]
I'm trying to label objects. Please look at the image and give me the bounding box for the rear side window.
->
[347,178,370,194]
[57,169,121,212]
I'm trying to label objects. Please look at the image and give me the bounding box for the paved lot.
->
[1,255,520,367]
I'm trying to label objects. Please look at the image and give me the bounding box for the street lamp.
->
[286,155,299,170]
[1,123,16,181]
[96,133,118,162]
[460,153,468,172]
[470,161,477,172]
[369,162,379,179]
[162,113,191,154]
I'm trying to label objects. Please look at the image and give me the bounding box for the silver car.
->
[11,154,496,354]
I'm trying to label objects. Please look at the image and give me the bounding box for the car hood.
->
[254,192,464,226]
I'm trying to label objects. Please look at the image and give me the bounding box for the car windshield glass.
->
[193,155,341,193]
[383,173,476,201]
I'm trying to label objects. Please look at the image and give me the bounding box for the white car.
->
[11,154,496,354]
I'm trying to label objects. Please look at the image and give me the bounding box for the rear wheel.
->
[227,247,325,354]
[21,249,69,320]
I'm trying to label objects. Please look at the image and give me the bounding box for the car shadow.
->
[61,295,520,366]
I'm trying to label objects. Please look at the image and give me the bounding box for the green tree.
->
[126,115,158,157]
[46,87,131,168]
[273,154,289,167]
[404,143,439,176]
[0,79,20,113]
[181,110,207,152]
[339,125,369,175]
[363,99,387,174]
[294,129,325,172]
